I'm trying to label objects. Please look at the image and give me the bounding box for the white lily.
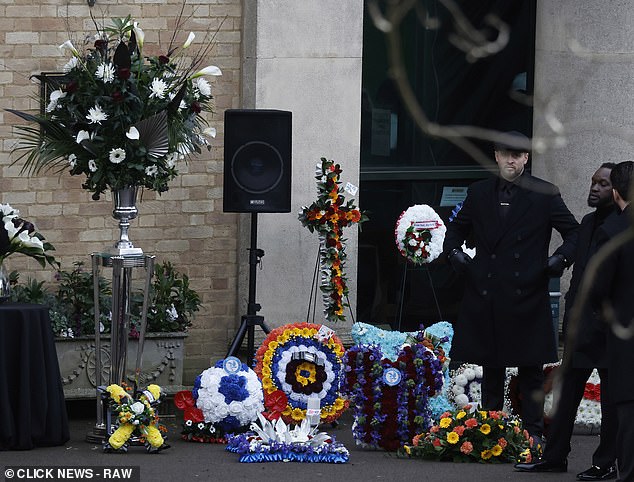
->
[76,130,90,144]
[126,126,140,140]
[183,32,195,48]
[133,22,145,49]
[190,65,222,78]
[58,40,79,57]
[202,127,217,139]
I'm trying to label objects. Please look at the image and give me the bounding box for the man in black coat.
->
[515,163,618,479]
[443,131,579,448]
[589,161,634,482]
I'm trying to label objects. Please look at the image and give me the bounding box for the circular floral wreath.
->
[394,204,446,264]
[192,360,264,434]
[254,322,348,425]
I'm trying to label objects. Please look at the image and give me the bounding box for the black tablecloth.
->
[0,303,70,450]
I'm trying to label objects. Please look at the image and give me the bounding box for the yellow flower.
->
[479,410,488,419]
[479,423,491,435]
[447,432,459,444]
[301,328,314,337]
[261,377,274,391]
[268,341,279,351]
[491,444,503,456]
[108,423,135,450]
[294,361,317,386]
[404,445,411,455]
[333,398,345,410]
[439,417,452,428]
[456,411,466,420]
[291,407,305,422]
[261,365,272,377]
[481,449,493,460]
[145,425,164,448]
[146,384,161,400]
[282,406,292,416]
[106,384,129,403]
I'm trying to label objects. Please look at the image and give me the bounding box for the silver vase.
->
[109,186,143,256]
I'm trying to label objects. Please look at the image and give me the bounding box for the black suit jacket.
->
[563,208,615,368]
[591,206,634,403]
[443,173,579,366]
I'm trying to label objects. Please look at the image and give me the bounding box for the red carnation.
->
[117,68,131,80]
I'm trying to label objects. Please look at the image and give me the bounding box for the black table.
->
[0,303,70,450]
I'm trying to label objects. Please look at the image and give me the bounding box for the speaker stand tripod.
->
[226,212,271,363]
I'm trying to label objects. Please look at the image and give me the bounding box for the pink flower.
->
[460,441,473,454]
[453,425,466,436]
[464,418,478,428]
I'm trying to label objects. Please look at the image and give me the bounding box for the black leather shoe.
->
[577,465,617,481]
[514,459,568,473]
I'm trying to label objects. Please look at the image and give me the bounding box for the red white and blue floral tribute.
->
[175,357,264,442]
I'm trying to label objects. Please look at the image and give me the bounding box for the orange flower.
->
[464,418,478,428]
[460,441,473,455]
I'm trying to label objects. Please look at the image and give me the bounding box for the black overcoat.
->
[443,173,579,367]
[591,206,634,403]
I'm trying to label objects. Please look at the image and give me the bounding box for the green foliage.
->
[10,260,200,337]
[143,261,201,333]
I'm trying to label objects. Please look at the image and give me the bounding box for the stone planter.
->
[56,332,187,399]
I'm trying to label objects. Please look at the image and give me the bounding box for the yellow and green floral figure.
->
[104,384,169,453]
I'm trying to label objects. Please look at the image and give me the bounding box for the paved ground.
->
[2,400,600,482]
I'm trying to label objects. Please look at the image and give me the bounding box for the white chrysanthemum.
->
[86,105,108,124]
[165,152,179,168]
[149,78,168,99]
[145,165,158,176]
[88,159,97,172]
[195,77,212,97]
[195,364,264,426]
[62,56,79,73]
[95,63,115,83]
[109,148,126,164]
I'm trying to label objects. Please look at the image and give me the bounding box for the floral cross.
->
[299,158,367,322]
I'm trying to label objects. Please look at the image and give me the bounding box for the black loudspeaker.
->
[223,109,292,213]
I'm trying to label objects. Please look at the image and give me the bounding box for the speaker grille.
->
[231,141,284,194]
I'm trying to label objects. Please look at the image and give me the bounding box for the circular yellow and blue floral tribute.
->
[254,322,348,425]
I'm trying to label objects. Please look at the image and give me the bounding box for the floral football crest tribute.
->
[299,158,368,322]
[8,8,221,199]
[394,205,446,264]
[343,330,446,451]
[175,357,264,443]
[104,384,168,453]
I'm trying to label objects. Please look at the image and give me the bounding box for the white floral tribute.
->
[449,363,484,408]
[394,204,446,264]
[544,368,602,431]
[195,363,264,428]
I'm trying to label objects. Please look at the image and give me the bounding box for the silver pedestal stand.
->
[85,251,155,443]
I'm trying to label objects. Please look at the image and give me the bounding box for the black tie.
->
[499,183,513,218]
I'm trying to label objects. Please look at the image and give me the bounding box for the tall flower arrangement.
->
[8,7,221,200]
[299,158,368,322]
